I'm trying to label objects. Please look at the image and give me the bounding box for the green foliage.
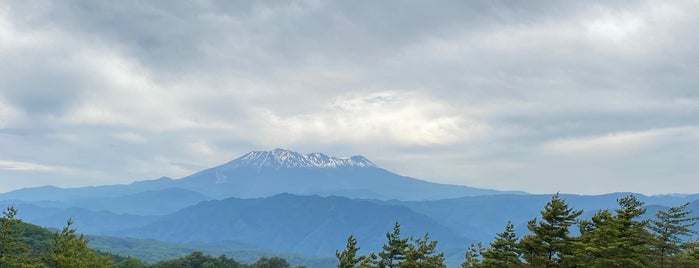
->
[570,196,657,267]
[49,218,112,268]
[151,251,245,268]
[0,206,31,268]
[518,193,582,267]
[113,257,148,268]
[467,194,699,268]
[481,221,523,268]
[378,222,409,268]
[249,256,292,268]
[602,195,653,267]
[336,223,445,268]
[460,243,483,268]
[1,206,321,268]
[402,233,445,268]
[357,252,377,268]
[337,235,362,268]
[650,202,699,267]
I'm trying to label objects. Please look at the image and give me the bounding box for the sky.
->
[0,0,698,195]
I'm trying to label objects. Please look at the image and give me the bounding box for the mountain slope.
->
[1,187,209,216]
[164,148,523,200]
[87,236,337,267]
[122,193,466,257]
[0,149,522,203]
[5,203,158,235]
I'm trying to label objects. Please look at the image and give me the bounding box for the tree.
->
[461,242,483,268]
[250,256,292,268]
[403,233,445,268]
[203,254,244,268]
[337,235,363,268]
[151,251,244,268]
[0,206,31,268]
[612,195,653,267]
[378,222,408,268]
[481,221,523,268]
[49,218,112,268]
[357,252,378,268]
[650,202,699,267]
[571,209,616,266]
[518,193,582,267]
[113,257,148,268]
[673,240,699,266]
[572,195,653,267]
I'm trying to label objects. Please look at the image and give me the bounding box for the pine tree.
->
[461,242,483,268]
[613,195,653,267]
[249,256,291,268]
[674,240,699,266]
[571,209,616,266]
[114,257,149,268]
[378,222,408,268]
[402,233,445,268]
[357,252,378,268]
[337,235,363,268]
[481,221,523,268]
[49,218,112,268]
[0,206,30,268]
[573,195,653,267]
[518,193,582,267]
[650,202,699,267]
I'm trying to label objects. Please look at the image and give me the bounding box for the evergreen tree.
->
[378,222,408,268]
[571,209,615,266]
[152,251,243,268]
[481,221,523,268]
[249,256,291,268]
[49,218,112,268]
[461,243,483,268]
[357,252,378,268]
[113,257,148,268]
[337,235,363,268]
[573,195,653,267]
[674,240,699,266]
[0,206,31,268]
[402,233,445,268]
[650,202,699,267]
[518,193,582,267]
[613,195,653,267]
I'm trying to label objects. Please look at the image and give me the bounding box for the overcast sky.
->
[1,0,698,195]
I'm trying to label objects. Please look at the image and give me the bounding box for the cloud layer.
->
[1,0,698,194]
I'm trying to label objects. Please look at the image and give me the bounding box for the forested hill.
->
[0,206,324,268]
[4,193,699,267]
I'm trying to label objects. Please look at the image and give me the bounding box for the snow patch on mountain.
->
[223,148,377,169]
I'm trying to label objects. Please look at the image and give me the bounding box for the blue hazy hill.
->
[121,193,466,257]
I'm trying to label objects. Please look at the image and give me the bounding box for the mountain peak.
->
[224,149,377,169]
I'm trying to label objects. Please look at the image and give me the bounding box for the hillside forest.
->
[1,194,698,268]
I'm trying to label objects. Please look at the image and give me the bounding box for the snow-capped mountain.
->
[225,148,376,169]
[0,148,524,202]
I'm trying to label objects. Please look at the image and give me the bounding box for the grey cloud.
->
[1,66,85,116]
[0,0,697,194]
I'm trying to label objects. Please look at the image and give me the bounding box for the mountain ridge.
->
[224,148,377,169]
[1,148,524,202]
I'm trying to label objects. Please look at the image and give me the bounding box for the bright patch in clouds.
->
[0,160,56,171]
[252,91,486,146]
[542,127,699,156]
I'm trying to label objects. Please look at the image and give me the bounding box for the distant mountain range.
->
[1,148,698,266]
[0,148,523,204]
